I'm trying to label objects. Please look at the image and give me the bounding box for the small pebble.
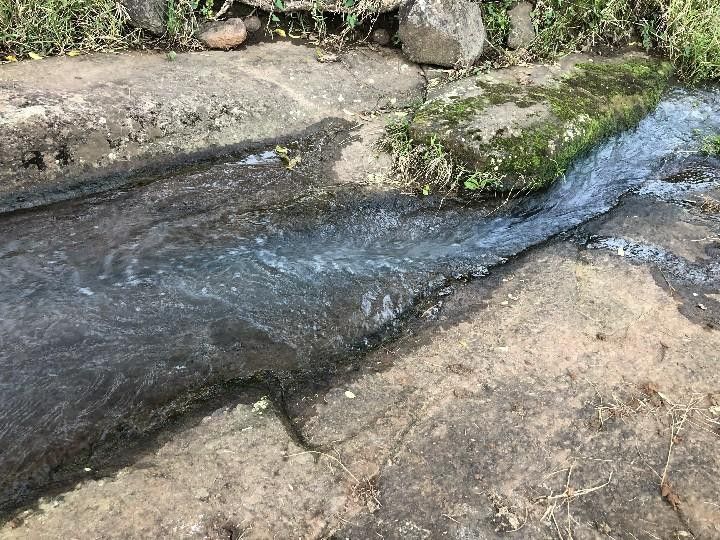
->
[371,28,391,46]
[344,390,356,399]
[244,15,262,33]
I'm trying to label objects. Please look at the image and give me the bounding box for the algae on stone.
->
[402,54,674,195]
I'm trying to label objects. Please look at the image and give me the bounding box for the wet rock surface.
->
[398,0,487,67]
[0,42,424,213]
[410,52,673,192]
[0,45,719,539]
[3,178,719,538]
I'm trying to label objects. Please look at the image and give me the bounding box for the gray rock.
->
[198,18,248,49]
[507,1,535,50]
[120,0,166,35]
[243,15,263,33]
[398,0,487,68]
[371,28,392,46]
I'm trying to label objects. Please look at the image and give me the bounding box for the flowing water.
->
[1,86,719,509]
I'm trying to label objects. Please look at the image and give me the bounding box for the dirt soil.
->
[2,179,718,539]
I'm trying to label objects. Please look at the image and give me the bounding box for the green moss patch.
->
[401,56,673,196]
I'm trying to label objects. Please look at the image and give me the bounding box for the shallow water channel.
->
[1,86,719,510]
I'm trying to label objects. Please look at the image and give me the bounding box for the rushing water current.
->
[1,87,719,507]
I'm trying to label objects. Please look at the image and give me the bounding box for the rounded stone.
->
[371,28,391,46]
[243,15,262,33]
[198,18,248,50]
[398,0,487,68]
[507,2,536,50]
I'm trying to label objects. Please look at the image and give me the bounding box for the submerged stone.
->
[409,53,674,193]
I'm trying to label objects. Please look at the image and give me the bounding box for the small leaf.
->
[346,13,357,28]
[661,481,681,510]
[273,28,287,37]
[343,0,355,6]
[286,155,301,170]
[67,50,81,57]
[4,55,18,62]
[28,52,43,60]
[166,51,177,61]
[274,0,285,9]
[271,13,280,22]
[422,184,430,196]
[274,145,289,156]
[464,178,480,191]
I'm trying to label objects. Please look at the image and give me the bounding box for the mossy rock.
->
[408,53,674,193]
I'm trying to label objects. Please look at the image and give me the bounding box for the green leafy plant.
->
[481,0,515,48]
[700,134,720,156]
[529,0,720,83]
[166,0,199,45]
[378,116,502,196]
[194,0,215,18]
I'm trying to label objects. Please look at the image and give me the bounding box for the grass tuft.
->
[700,134,720,157]
[377,115,503,197]
[662,0,720,82]
[530,0,720,83]
[0,0,139,58]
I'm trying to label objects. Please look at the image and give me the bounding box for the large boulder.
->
[198,18,248,49]
[406,53,674,193]
[507,1,536,50]
[120,0,166,35]
[398,0,487,68]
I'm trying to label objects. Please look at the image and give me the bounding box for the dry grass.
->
[0,0,139,58]
[699,195,720,214]
[376,115,504,198]
[536,463,614,540]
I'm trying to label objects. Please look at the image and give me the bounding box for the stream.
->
[1,86,719,510]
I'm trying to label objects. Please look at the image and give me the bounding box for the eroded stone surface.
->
[2,185,719,539]
[0,43,424,213]
[507,1,535,50]
[120,0,166,34]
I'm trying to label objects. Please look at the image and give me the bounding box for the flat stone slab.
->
[409,52,673,193]
[3,187,720,538]
[0,43,424,213]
